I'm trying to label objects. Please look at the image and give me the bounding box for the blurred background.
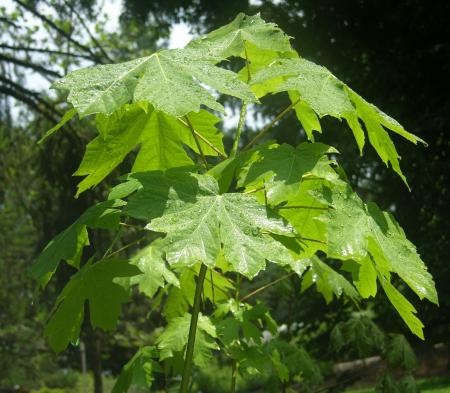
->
[0,0,449,392]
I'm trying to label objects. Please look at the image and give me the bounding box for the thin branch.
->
[240,272,296,302]
[244,98,301,150]
[13,0,104,63]
[0,85,58,124]
[0,75,62,117]
[0,16,20,29]
[61,0,113,62]
[178,118,227,158]
[184,115,209,169]
[0,44,93,60]
[0,53,63,78]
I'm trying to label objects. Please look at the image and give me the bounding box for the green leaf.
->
[376,373,419,393]
[301,256,359,303]
[270,349,289,383]
[129,240,179,298]
[188,13,292,59]
[74,104,224,195]
[156,313,218,367]
[385,334,417,370]
[44,259,141,352]
[237,142,339,204]
[133,109,225,171]
[313,183,438,306]
[207,148,254,193]
[31,200,125,285]
[378,274,425,339]
[74,104,150,195]
[251,58,425,183]
[331,315,384,356]
[289,91,322,140]
[163,265,233,318]
[342,258,378,299]
[38,108,77,144]
[53,47,255,118]
[215,301,277,347]
[124,172,296,278]
[112,346,161,393]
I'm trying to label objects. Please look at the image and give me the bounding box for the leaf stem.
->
[230,101,247,158]
[230,273,241,392]
[275,205,329,211]
[185,116,209,169]
[180,263,208,393]
[178,118,227,158]
[243,98,301,150]
[104,236,147,258]
[240,271,296,302]
[230,41,251,159]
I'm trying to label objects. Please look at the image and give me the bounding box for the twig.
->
[13,0,104,63]
[0,53,63,78]
[62,0,113,62]
[0,43,93,60]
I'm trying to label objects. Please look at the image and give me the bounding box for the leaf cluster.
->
[32,12,438,392]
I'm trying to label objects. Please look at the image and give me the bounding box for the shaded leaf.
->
[112,346,161,393]
[31,200,125,285]
[129,241,179,298]
[156,313,218,367]
[301,256,359,303]
[45,259,140,352]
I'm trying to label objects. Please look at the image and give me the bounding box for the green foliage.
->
[53,48,256,118]
[251,58,426,184]
[301,256,359,304]
[32,200,125,285]
[123,171,297,278]
[112,346,161,393]
[331,314,385,356]
[129,241,179,298]
[156,313,218,367]
[187,13,293,58]
[74,105,224,195]
[33,11,438,392]
[385,334,417,371]
[45,259,140,352]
